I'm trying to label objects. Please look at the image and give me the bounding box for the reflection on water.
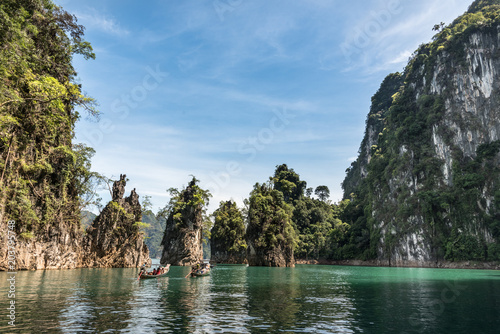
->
[1,265,500,333]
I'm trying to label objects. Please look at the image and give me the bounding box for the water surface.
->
[1,264,499,333]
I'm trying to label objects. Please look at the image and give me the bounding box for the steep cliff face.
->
[161,218,203,266]
[0,0,97,270]
[343,0,500,265]
[342,73,403,197]
[1,220,85,270]
[160,178,208,266]
[82,175,150,268]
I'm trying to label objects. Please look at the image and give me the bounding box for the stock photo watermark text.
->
[6,220,16,327]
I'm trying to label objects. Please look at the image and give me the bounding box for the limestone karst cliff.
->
[82,175,151,268]
[0,0,97,270]
[342,0,500,266]
[160,178,209,266]
[0,172,151,270]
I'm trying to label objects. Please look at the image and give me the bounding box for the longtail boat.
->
[139,264,170,279]
[190,263,210,277]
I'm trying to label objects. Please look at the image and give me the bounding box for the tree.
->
[211,200,247,263]
[246,182,296,266]
[271,164,307,203]
[315,185,330,202]
[432,22,445,31]
[292,196,349,260]
[73,143,107,212]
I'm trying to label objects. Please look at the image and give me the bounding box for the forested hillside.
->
[0,0,148,270]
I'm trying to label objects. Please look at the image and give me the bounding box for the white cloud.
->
[388,50,412,64]
[337,0,472,74]
[75,10,129,36]
[69,0,476,216]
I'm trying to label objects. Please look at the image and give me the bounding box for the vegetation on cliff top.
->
[159,177,212,265]
[341,0,500,262]
[246,180,296,266]
[159,176,211,231]
[0,0,99,237]
[210,200,247,260]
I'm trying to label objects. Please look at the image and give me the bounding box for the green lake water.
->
[1,264,500,333]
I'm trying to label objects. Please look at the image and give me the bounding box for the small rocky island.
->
[210,200,247,264]
[82,174,151,268]
[160,177,208,266]
[246,183,296,267]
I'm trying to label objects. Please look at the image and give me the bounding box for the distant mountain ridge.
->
[81,211,97,230]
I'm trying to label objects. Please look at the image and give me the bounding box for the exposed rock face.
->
[383,29,500,265]
[342,73,403,197]
[211,250,247,264]
[160,178,204,266]
[160,222,203,266]
[0,1,150,271]
[0,219,85,270]
[343,2,500,266]
[82,175,151,268]
[247,243,295,267]
[0,175,151,270]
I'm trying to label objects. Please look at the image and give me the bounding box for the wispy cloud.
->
[65,0,475,214]
[389,50,412,64]
[337,0,471,75]
[75,10,129,36]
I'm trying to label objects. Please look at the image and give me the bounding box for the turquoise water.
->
[1,264,500,333]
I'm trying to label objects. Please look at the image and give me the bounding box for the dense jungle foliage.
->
[0,0,99,237]
[211,200,247,258]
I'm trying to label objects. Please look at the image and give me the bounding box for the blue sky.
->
[54,0,473,213]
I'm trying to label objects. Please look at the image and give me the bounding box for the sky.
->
[53,0,473,213]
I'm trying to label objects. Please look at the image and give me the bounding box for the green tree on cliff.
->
[160,177,211,227]
[271,164,307,203]
[210,200,247,262]
[314,185,330,202]
[293,192,350,260]
[159,176,211,265]
[246,182,296,266]
[0,0,98,234]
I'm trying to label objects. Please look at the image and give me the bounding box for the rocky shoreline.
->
[295,259,500,270]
